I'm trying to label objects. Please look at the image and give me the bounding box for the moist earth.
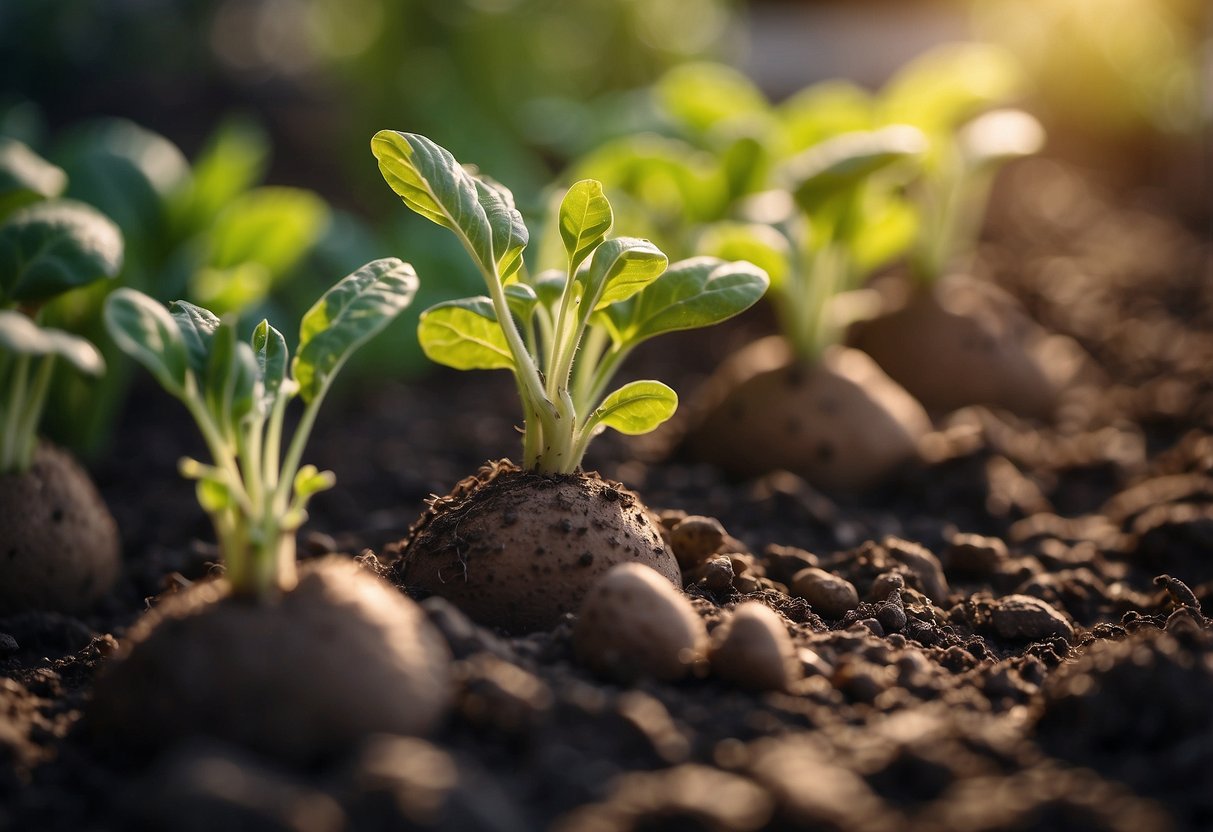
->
[2,166,1211,831]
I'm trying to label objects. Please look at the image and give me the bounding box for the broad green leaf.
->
[0,310,104,376]
[696,222,791,291]
[598,256,769,348]
[418,297,513,371]
[779,80,875,150]
[252,319,290,405]
[192,186,329,313]
[372,131,528,279]
[782,126,926,212]
[104,288,190,395]
[294,258,419,403]
[0,138,66,217]
[559,179,613,273]
[656,63,769,134]
[590,380,678,435]
[580,237,668,313]
[880,42,1024,134]
[293,464,336,501]
[958,108,1044,168]
[0,200,123,303]
[169,300,221,377]
[204,322,258,430]
[175,117,269,231]
[474,176,528,279]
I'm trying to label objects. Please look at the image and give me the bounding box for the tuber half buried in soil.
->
[686,127,932,491]
[92,260,453,764]
[373,131,768,632]
[849,62,1084,418]
[0,147,125,613]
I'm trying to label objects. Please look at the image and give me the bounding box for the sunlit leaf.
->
[372,131,528,279]
[580,237,668,313]
[418,297,513,371]
[598,256,769,348]
[559,179,613,273]
[782,126,926,212]
[293,258,418,403]
[657,62,769,134]
[589,380,678,435]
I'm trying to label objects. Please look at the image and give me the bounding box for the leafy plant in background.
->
[373,131,766,634]
[0,137,122,472]
[0,112,341,456]
[373,131,768,474]
[105,258,417,598]
[0,137,125,615]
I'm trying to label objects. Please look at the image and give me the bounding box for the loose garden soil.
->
[3,162,1211,831]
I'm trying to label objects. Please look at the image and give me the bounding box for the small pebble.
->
[574,564,709,682]
[869,572,905,601]
[790,568,859,619]
[669,516,726,568]
[942,533,1008,576]
[710,602,801,692]
[990,594,1074,642]
[0,633,18,656]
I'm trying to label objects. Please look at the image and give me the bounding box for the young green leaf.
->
[695,222,790,290]
[293,257,419,404]
[372,131,528,279]
[958,109,1045,168]
[0,200,123,303]
[104,288,190,395]
[588,380,678,435]
[293,464,335,501]
[204,322,258,430]
[657,62,770,135]
[169,300,221,377]
[559,179,613,273]
[417,298,514,371]
[0,310,104,376]
[252,319,290,406]
[782,126,926,212]
[580,237,668,312]
[597,256,769,348]
[474,177,528,280]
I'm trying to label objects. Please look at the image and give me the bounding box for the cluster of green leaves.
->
[373,131,768,475]
[569,43,1044,361]
[0,113,340,455]
[0,137,123,473]
[104,259,417,597]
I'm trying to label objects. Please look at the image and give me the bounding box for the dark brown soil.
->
[2,164,1211,832]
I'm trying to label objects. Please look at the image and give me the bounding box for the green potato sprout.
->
[104,258,418,598]
[0,138,123,473]
[372,131,768,475]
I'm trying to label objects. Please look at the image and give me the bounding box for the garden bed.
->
[2,162,1211,831]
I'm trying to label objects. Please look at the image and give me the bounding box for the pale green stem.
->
[1,353,30,472]
[12,355,55,470]
[571,326,607,411]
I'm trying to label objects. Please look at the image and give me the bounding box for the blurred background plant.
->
[0,0,1206,456]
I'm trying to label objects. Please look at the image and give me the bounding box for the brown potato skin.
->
[850,274,1086,419]
[89,557,452,765]
[683,337,930,492]
[395,460,681,634]
[0,442,120,614]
